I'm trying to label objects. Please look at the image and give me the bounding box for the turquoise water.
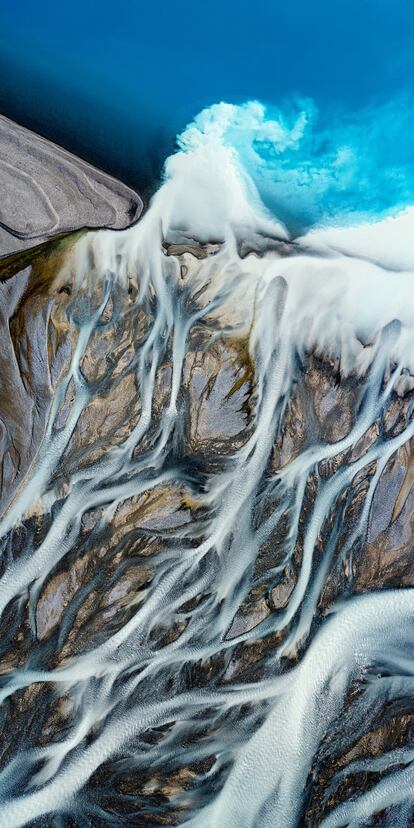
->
[176,97,414,233]
[1,0,414,219]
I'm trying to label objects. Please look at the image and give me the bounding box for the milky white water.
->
[1,102,414,826]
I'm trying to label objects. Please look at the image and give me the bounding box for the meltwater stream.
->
[1,102,414,826]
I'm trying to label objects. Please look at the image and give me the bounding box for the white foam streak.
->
[1,106,414,827]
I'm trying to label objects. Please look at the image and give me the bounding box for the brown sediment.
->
[0,238,80,517]
[0,229,83,282]
[1,229,414,825]
[183,337,255,452]
[163,240,221,259]
[305,709,414,826]
[392,438,414,522]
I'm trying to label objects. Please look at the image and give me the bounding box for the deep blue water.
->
[1,0,414,204]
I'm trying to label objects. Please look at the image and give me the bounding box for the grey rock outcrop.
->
[0,114,142,257]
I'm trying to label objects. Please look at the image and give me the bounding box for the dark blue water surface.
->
[1,0,414,201]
